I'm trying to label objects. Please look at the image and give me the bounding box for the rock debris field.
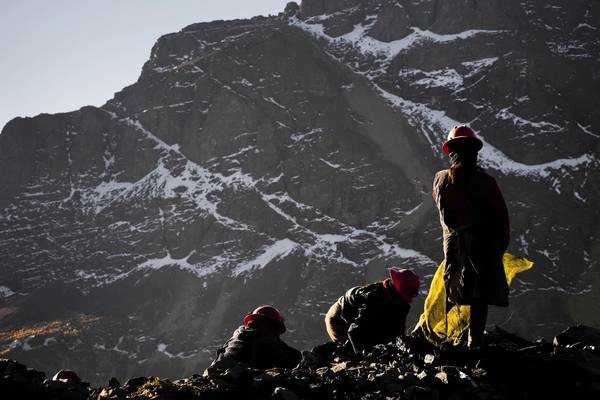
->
[1,325,599,399]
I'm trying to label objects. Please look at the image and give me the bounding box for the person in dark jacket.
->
[433,125,510,349]
[325,268,420,353]
[208,305,301,371]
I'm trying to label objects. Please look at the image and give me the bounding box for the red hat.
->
[52,369,81,383]
[389,268,420,303]
[243,305,286,334]
[442,125,483,155]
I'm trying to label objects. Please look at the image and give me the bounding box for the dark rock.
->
[398,373,419,386]
[254,369,284,388]
[553,325,600,349]
[123,376,151,389]
[220,363,258,385]
[284,2,300,17]
[553,347,600,378]
[48,382,89,400]
[404,385,439,400]
[295,350,326,370]
[383,382,403,395]
[24,368,45,384]
[4,325,600,398]
[203,357,238,378]
[299,0,361,18]
[272,386,300,400]
[368,0,411,41]
[0,359,30,378]
[311,342,340,359]
[486,326,533,351]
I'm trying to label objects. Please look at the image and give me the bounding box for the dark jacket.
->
[433,169,510,306]
[338,279,410,352]
[213,325,301,369]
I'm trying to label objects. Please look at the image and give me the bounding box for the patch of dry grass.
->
[0,314,102,345]
[138,377,176,397]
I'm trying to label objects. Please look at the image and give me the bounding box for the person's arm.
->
[431,171,448,206]
[487,178,510,251]
[346,304,374,353]
[213,335,233,362]
[432,172,442,204]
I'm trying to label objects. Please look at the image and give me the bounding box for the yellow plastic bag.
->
[415,253,534,346]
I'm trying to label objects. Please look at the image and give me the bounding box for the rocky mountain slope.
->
[1,0,599,384]
[2,326,600,399]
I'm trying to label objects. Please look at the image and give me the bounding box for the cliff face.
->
[1,0,599,384]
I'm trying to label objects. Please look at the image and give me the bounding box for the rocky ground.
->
[1,0,600,383]
[2,325,599,400]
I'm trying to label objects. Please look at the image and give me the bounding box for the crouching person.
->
[325,268,420,353]
[205,305,301,374]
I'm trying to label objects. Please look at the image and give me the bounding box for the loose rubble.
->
[2,326,599,399]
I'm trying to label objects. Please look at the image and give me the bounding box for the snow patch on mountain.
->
[232,239,299,275]
[374,84,596,182]
[546,39,593,60]
[138,251,213,276]
[68,113,434,283]
[156,343,197,359]
[320,158,341,169]
[461,57,498,77]
[0,286,16,298]
[291,15,597,192]
[399,68,463,90]
[577,122,600,138]
[496,108,563,133]
[290,16,506,74]
[76,114,256,232]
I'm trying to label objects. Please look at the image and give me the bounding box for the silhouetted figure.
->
[433,125,510,349]
[325,268,420,353]
[46,368,88,400]
[207,305,301,372]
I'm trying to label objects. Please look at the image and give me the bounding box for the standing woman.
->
[432,126,510,349]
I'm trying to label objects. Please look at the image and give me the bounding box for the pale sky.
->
[0,0,291,130]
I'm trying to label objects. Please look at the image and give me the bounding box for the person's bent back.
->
[325,268,420,353]
[208,305,301,371]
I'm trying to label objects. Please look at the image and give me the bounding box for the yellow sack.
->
[415,253,533,346]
